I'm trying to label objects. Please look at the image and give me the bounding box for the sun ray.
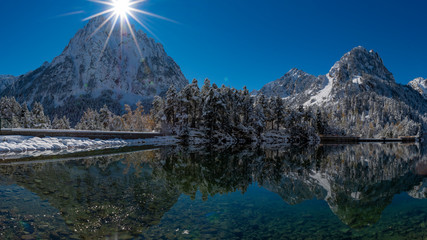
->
[84,0,174,58]
[89,13,116,39]
[100,14,120,58]
[128,0,146,6]
[124,15,143,56]
[83,8,114,21]
[129,8,176,23]
[56,10,85,18]
[89,0,115,6]
[127,11,159,40]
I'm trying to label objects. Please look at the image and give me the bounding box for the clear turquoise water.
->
[0,143,426,239]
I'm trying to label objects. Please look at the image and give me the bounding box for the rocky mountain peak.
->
[328,46,395,83]
[1,15,188,123]
[286,68,307,77]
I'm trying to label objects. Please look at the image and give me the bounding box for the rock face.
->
[1,16,188,123]
[258,68,327,104]
[408,77,427,99]
[0,75,16,92]
[258,46,426,110]
[326,46,396,101]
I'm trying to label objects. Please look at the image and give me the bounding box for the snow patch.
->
[0,135,178,159]
[304,75,333,106]
[408,77,427,99]
[352,76,362,84]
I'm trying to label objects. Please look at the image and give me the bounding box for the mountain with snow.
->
[0,75,16,92]
[1,16,188,123]
[260,46,426,107]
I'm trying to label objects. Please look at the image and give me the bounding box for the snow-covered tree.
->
[150,80,320,144]
[31,102,51,129]
[20,102,32,128]
[164,85,179,127]
[123,102,145,131]
[99,105,113,130]
[151,96,166,132]
[52,116,71,129]
[75,108,100,130]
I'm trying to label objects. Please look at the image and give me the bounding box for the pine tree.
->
[99,105,113,130]
[315,109,326,135]
[52,115,71,129]
[133,102,145,131]
[253,94,267,136]
[151,96,166,131]
[75,108,100,130]
[164,85,179,128]
[271,97,284,130]
[201,79,211,96]
[20,102,32,128]
[0,97,22,128]
[31,102,50,129]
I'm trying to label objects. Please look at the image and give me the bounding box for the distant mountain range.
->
[0,16,188,123]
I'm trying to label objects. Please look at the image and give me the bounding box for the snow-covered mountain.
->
[0,75,16,92]
[408,77,427,99]
[257,46,427,137]
[259,46,426,109]
[1,16,188,123]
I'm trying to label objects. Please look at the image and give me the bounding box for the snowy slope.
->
[1,16,188,123]
[304,74,333,106]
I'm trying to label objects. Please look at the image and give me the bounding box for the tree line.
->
[151,79,319,144]
[0,96,155,132]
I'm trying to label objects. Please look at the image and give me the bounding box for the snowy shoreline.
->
[0,135,179,159]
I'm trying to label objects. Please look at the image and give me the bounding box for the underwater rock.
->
[20,235,34,240]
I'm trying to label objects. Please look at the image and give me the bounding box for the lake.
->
[0,143,426,239]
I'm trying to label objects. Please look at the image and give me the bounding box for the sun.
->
[112,0,131,18]
[84,0,173,58]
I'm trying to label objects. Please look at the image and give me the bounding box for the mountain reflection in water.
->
[0,143,427,239]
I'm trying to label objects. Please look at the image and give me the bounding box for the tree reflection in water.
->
[0,143,426,239]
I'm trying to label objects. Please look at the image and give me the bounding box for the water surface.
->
[0,143,427,239]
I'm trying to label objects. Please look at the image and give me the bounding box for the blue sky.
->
[0,0,426,90]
